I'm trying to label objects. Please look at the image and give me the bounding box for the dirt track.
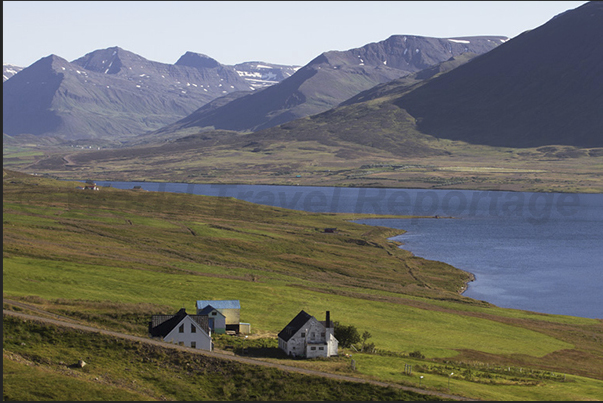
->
[3,300,476,401]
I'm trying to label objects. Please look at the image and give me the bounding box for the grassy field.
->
[4,315,440,401]
[3,169,603,401]
[4,133,603,194]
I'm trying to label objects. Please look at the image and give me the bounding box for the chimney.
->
[326,311,331,328]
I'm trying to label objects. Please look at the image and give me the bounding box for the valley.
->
[5,2,601,194]
[3,3,603,401]
[5,133,602,193]
[3,170,603,401]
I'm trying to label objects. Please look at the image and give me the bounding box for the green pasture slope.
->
[3,169,603,401]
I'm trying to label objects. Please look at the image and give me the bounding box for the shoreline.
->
[60,176,602,195]
[387,231,477,297]
[50,177,601,319]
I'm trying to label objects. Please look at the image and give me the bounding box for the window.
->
[191,323,196,333]
[191,342,196,348]
[311,347,316,350]
[311,332,315,338]
[301,332,305,338]
[319,347,324,350]
[179,324,184,333]
[212,312,217,316]
[321,332,325,338]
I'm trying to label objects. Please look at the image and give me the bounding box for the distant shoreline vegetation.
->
[92,181,585,225]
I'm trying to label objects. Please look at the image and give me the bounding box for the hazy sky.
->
[3,1,588,68]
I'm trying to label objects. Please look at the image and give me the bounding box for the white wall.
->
[279,317,338,358]
[327,333,338,357]
[207,310,226,333]
[164,316,212,351]
[306,343,329,358]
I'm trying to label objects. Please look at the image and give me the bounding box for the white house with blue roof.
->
[196,300,249,334]
[197,305,227,334]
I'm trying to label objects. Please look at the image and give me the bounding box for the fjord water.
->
[98,181,602,319]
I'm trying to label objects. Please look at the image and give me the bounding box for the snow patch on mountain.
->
[448,39,471,44]
[233,61,300,89]
[3,63,23,82]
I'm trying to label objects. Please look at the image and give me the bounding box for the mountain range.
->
[221,1,603,152]
[2,48,298,141]
[4,1,602,170]
[160,35,506,134]
[3,35,503,142]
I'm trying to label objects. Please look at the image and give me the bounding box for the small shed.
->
[239,322,251,334]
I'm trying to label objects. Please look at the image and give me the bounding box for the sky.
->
[3,1,589,68]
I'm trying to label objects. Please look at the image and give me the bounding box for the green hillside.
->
[3,170,603,401]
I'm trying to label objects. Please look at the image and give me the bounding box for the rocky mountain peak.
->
[165,33,507,134]
[307,34,507,73]
[21,54,72,76]
[71,46,149,74]
[175,52,221,69]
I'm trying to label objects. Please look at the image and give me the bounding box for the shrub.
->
[409,350,425,359]
[333,321,360,348]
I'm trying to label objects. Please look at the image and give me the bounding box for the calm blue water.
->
[96,181,603,319]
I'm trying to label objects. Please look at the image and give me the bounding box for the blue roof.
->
[196,300,240,310]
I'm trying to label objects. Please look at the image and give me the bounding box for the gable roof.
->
[197,304,225,317]
[278,310,314,342]
[189,315,210,333]
[150,308,210,337]
[196,300,240,310]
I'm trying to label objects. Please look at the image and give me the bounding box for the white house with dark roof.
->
[278,310,338,358]
[149,308,213,351]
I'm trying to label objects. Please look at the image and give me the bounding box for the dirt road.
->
[3,301,476,401]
